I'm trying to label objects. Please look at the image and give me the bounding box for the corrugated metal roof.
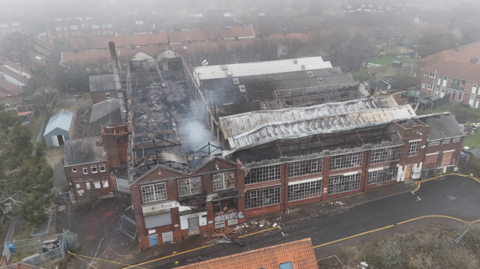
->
[43,109,73,136]
[220,96,416,153]
[194,57,332,80]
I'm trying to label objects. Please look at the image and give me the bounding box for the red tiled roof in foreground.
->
[177,238,318,269]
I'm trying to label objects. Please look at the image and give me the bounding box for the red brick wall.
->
[65,161,111,200]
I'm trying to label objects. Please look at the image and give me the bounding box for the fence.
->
[117,214,137,240]
[5,233,66,268]
[2,193,25,262]
[450,106,480,121]
[31,213,53,237]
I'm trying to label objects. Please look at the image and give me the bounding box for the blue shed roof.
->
[43,109,73,136]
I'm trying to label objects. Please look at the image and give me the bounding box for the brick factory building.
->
[114,46,465,250]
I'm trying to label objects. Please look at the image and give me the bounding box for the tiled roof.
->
[0,78,23,96]
[421,60,480,83]
[70,31,168,50]
[0,59,32,77]
[419,41,480,65]
[131,33,168,46]
[0,66,29,84]
[177,238,318,269]
[60,46,162,68]
[168,26,255,43]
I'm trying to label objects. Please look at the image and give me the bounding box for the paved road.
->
[131,175,480,268]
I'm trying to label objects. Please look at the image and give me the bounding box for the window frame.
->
[288,178,322,201]
[428,140,440,146]
[328,173,361,194]
[213,172,235,191]
[72,167,77,173]
[91,165,98,174]
[408,140,421,157]
[106,92,111,99]
[82,166,88,175]
[99,164,106,172]
[141,182,167,203]
[453,136,461,143]
[178,177,202,197]
[244,164,281,185]
[245,187,281,209]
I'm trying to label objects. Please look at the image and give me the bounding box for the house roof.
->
[168,26,255,43]
[419,41,480,65]
[220,96,416,153]
[0,59,32,77]
[176,238,318,269]
[418,113,464,140]
[194,57,332,80]
[0,66,29,84]
[87,98,124,137]
[60,46,162,69]
[89,73,126,92]
[43,109,73,136]
[63,137,107,166]
[421,60,480,83]
[0,78,23,96]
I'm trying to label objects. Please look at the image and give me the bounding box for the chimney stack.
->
[454,44,459,53]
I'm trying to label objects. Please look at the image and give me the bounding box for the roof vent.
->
[221,65,228,70]
[226,71,233,76]
[239,85,246,92]
[233,78,239,84]
[318,77,323,82]
[307,71,314,77]
[293,60,298,64]
[301,65,306,70]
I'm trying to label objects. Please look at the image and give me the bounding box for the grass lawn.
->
[455,106,480,116]
[429,102,453,114]
[463,131,480,148]
[367,57,397,66]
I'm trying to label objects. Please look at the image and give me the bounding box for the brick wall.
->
[65,161,111,199]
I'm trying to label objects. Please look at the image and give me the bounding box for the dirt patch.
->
[74,93,93,139]
[45,147,65,170]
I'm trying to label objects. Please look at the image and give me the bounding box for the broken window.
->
[72,168,77,173]
[106,92,111,99]
[245,187,281,209]
[244,164,281,185]
[367,167,398,185]
[288,158,323,178]
[91,165,98,174]
[453,137,461,143]
[99,164,106,172]
[442,139,450,144]
[94,181,101,189]
[232,78,239,84]
[408,141,420,156]
[288,178,322,201]
[330,152,364,171]
[82,166,88,174]
[328,173,361,194]
[428,140,440,146]
[141,182,167,203]
[213,172,235,191]
[178,177,202,197]
[369,146,402,164]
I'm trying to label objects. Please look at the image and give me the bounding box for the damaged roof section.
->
[220,96,413,153]
[418,113,465,140]
[63,137,107,166]
[88,98,124,137]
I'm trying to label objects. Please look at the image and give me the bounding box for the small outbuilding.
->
[44,109,74,147]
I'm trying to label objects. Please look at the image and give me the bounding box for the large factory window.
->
[245,187,281,209]
[244,164,281,185]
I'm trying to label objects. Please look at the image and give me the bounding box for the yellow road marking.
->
[69,251,98,269]
[313,215,480,249]
[72,252,148,269]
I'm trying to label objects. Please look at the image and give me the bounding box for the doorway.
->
[188,217,200,236]
[405,165,412,179]
[56,135,65,146]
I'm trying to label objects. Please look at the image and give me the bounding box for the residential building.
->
[87,98,124,137]
[176,238,318,269]
[416,41,480,78]
[63,137,114,200]
[420,60,480,107]
[0,20,22,37]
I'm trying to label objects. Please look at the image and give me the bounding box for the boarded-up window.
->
[441,151,453,167]
[424,154,438,167]
[145,212,172,229]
